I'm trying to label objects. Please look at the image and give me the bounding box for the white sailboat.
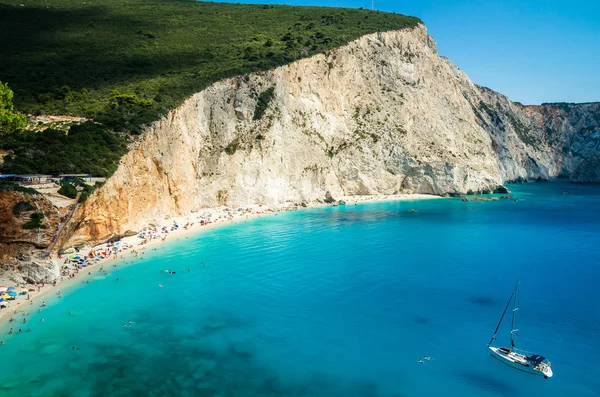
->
[488,279,553,379]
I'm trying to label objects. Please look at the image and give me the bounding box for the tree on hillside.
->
[0,81,27,135]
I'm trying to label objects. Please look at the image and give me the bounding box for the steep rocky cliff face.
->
[67,24,600,245]
[466,85,600,182]
[0,191,60,282]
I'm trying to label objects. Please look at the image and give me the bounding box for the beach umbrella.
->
[7,286,16,291]
[0,287,7,292]
[8,291,17,297]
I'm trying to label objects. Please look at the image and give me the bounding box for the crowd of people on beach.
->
[0,253,202,347]
[1,283,56,343]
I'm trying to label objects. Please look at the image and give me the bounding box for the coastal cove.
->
[0,193,439,326]
[0,181,599,397]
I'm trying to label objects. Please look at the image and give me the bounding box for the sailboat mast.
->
[510,279,520,350]
[488,289,514,346]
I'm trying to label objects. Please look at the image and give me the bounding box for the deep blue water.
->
[1,181,599,397]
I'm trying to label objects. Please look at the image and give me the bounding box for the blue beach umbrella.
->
[8,291,17,297]
[7,286,16,291]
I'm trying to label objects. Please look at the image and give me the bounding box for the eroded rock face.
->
[470,86,600,182]
[572,152,600,183]
[67,25,600,245]
[0,191,61,282]
[1,250,59,284]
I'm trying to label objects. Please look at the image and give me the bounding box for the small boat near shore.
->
[488,279,553,379]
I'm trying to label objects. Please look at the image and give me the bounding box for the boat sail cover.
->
[528,355,546,364]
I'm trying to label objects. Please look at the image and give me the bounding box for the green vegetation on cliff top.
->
[0,0,419,175]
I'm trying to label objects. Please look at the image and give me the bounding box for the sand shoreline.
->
[0,193,440,328]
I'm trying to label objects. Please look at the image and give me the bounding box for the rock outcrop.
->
[0,191,61,282]
[66,24,600,245]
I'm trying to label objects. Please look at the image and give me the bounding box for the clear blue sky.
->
[210,0,600,104]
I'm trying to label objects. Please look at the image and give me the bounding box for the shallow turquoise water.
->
[1,181,599,397]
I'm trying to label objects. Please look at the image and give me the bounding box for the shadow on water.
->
[457,370,519,396]
[412,316,430,325]
[469,296,500,308]
[17,309,404,397]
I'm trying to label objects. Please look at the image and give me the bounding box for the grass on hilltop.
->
[0,0,420,175]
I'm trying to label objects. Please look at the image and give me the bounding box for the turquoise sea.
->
[1,181,599,397]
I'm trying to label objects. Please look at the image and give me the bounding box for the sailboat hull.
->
[489,347,553,378]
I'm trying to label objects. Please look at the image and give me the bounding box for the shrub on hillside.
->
[22,212,46,229]
[77,182,95,203]
[253,87,275,120]
[0,181,40,195]
[12,201,35,215]
[58,183,78,199]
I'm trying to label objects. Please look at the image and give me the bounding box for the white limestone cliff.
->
[68,24,600,244]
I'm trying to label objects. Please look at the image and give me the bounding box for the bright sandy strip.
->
[0,193,440,329]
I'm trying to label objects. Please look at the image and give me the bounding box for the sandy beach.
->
[0,193,440,328]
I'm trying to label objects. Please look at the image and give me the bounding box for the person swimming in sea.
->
[423,356,431,361]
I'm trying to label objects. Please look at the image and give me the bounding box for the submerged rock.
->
[471,196,499,202]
